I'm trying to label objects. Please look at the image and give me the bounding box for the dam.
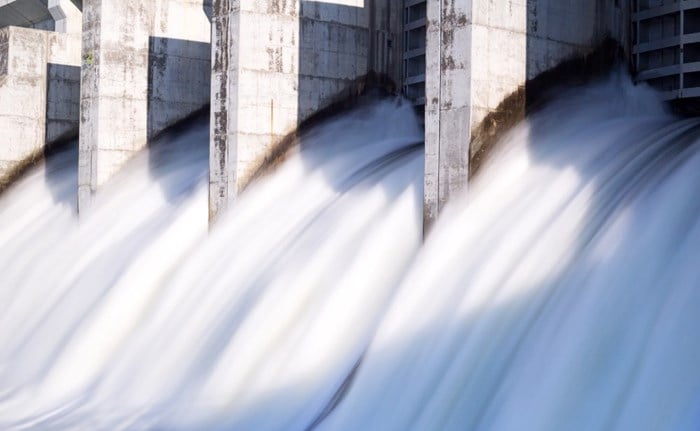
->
[2,1,700,430]
[1,0,638,225]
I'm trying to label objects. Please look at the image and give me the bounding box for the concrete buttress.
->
[78,0,211,212]
[424,0,630,230]
[208,0,402,222]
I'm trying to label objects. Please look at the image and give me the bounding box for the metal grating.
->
[403,0,426,108]
[633,0,700,99]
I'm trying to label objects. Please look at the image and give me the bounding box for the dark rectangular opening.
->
[639,46,680,70]
[684,42,700,63]
[638,13,680,43]
[647,75,680,91]
[684,71,700,88]
[684,8,700,34]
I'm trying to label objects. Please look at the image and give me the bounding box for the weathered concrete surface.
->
[78,0,153,210]
[79,0,211,212]
[209,0,402,221]
[46,31,81,142]
[424,0,630,229]
[424,0,471,228]
[0,26,80,185]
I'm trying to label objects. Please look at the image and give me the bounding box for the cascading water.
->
[0,75,699,430]
[0,99,424,430]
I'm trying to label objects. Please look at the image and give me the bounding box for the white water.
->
[1,77,699,430]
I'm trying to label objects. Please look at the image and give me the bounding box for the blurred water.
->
[321,77,700,431]
[0,78,699,430]
[0,99,424,430]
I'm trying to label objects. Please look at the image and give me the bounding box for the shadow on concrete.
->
[42,62,81,210]
[146,35,211,202]
[146,36,211,143]
[146,108,210,204]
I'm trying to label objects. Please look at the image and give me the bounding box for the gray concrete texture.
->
[78,0,212,212]
[209,0,402,221]
[424,0,631,229]
[0,26,80,182]
[0,0,635,230]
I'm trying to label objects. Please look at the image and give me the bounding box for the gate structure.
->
[633,0,700,99]
[403,0,426,110]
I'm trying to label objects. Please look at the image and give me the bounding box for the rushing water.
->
[0,76,699,430]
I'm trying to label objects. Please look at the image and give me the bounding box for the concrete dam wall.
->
[78,0,212,211]
[0,25,80,188]
[423,0,631,228]
[0,0,639,227]
[208,0,403,220]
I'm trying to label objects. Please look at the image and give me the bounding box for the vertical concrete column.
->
[424,0,529,230]
[79,0,153,211]
[209,0,301,222]
[209,0,235,221]
[424,0,473,230]
[210,0,398,222]
[424,0,628,229]
[79,0,211,212]
[48,0,83,34]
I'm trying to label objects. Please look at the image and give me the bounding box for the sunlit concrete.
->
[208,0,402,221]
[78,0,212,212]
[424,0,631,229]
[0,26,80,181]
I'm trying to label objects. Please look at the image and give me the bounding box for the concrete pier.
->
[208,0,402,221]
[0,0,638,229]
[423,0,630,229]
[0,26,80,183]
[0,0,82,185]
[78,0,212,212]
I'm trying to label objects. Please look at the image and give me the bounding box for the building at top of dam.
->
[632,0,700,100]
[1,0,686,228]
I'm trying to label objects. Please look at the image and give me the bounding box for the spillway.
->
[0,76,699,430]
